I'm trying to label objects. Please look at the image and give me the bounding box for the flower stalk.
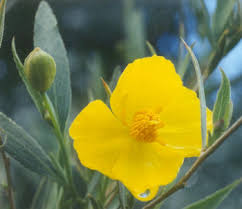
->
[42,93,73,189]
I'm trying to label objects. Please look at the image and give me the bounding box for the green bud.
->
[24,47,56,93]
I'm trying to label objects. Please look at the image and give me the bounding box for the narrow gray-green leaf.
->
[40,182,62,209]
[177,42,195,79]
[212,0,236,39]
[11,38,44,115]
[200,0,212,43]
[72,167,87,198]
[34,1,71,133]
[209,69,232,146]
[223,100,233,129]
[30,178,47,209]
[87,88,94,102]
[124,0,146,61]
[0,0,7,47]
[88,172,102,194]
[87,54,104,99]
[119,182,127,209]
[183,178,242,209]
[213,69,232,127]
[88,194,103,209]
[181,38,207,149]
[30,178,62,209]
[0,112,56,177]
[109,66,121,91]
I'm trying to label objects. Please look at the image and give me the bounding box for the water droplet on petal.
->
[138,189,150,198]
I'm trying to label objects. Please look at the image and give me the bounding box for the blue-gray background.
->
[0,0,241,208]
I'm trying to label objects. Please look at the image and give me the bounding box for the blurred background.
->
[0,0,241,208]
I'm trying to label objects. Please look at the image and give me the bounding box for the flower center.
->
[130,109,164,142]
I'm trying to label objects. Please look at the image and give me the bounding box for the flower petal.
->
[158,87,213,157]
[110,56,183,125]
[69,100,129,176]
[112,141,184,201]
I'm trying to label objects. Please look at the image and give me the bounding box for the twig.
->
[0,135,16,209]
[143,116,242,209]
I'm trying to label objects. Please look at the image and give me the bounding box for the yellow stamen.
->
[130,110,164,142]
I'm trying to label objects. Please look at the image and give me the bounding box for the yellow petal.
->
[112,141,184,201]
[157,87,213,157]
[110,55,183,126]
[69,100,129,177]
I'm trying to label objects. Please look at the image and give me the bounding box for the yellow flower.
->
[69,55,212,201]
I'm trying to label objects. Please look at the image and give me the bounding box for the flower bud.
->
[24,48,56,93]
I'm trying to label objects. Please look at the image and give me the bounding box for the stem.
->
[42,93,82,205]
[42,93,73,189]
[143,116,242,209]
[0,136,16,209]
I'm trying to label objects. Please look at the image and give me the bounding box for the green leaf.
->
[11,38,45,115]
[124,0,146,62]
[72,167,87,198]
[209,69,232,146]
[0,0,7,47]
[34,1,71,133]
[212,0,236,39]
[0,112,57,177]
[181,38,207,149]
[212,69,232,126]
[183,178,242,209]
[88,194,103,209]
[87,54,104,99]
[30,178,47,209]
[30,178,63,209]
[87,88,94,102]
[177,42,195,79]
[199,0,212,43]
[223,100,233,129]
[109,66,121,91]
[190,0,212,43]
[118,182,127,209]
[88,172,102,194]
